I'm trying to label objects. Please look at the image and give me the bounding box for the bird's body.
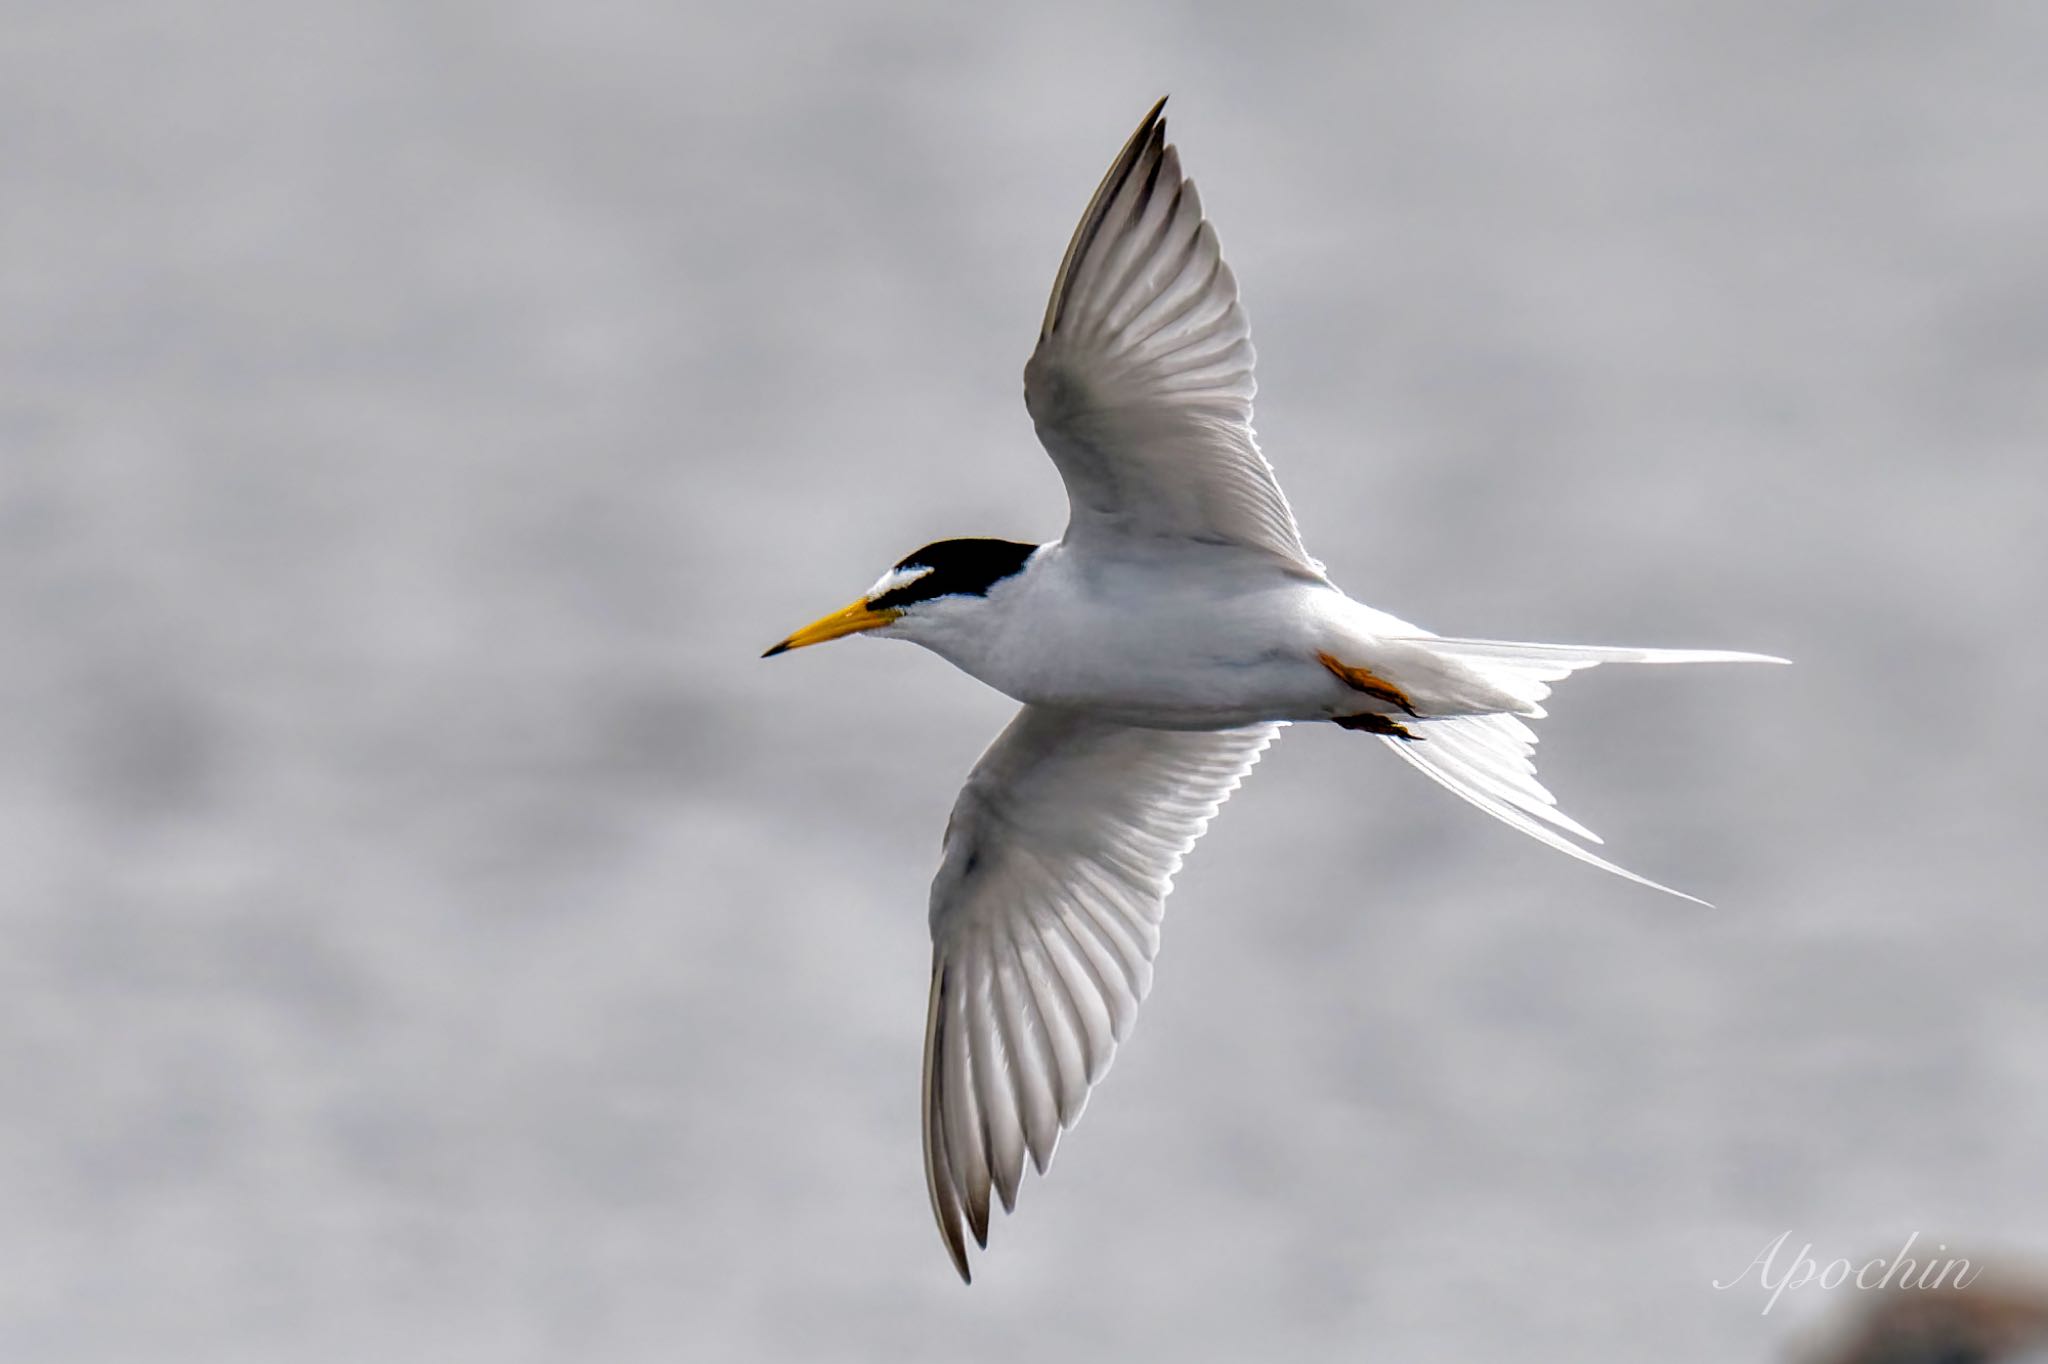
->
[912,540,1400,729]
[765,98,1785,1282]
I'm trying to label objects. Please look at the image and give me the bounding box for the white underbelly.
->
[955,557,1368,729]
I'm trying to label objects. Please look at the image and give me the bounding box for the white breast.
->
[926,543,1360,730]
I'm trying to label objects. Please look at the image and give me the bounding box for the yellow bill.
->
[762,598,901,657]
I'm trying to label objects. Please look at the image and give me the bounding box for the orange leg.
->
[1317,652,1421,717]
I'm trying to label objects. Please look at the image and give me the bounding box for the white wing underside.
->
[1024,98,1318,572]
[921,707,1279,1280]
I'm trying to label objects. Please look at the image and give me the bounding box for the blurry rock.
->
[1800,1263,2048,1364]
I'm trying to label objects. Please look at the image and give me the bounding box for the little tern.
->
[765,97,1784,1281]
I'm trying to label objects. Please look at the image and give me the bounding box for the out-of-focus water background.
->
[3,2,2044,1359]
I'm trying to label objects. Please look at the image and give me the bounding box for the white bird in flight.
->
[764,98,1784,1282]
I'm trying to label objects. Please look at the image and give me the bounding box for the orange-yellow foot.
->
[1317,652,1420,717]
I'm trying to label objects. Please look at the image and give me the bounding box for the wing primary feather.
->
[1014,927,1090,1131]
[942,976,993,1245]
[1024,102,1317,568]
[921,960,973,1283]
[1064,119,1165,339]
[1131,253,1234,368]
[1039,96,1169,340]
[1036,916,1117,1083]
[968,958,1027,1212]
[994,936,1062,1170]
[1084,155,1181,339]
[1102,185,1209,349]
[1055,903,1141,1037]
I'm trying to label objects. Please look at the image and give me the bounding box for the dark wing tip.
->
[922,961,977,1284]
[965,1185,992,1248]
[943,1203,973,1283]
[1038,96,1176,341]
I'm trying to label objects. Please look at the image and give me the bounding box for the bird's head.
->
[763,538,1038,658]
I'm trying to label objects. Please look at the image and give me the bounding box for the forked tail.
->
[1376,637,1788,905]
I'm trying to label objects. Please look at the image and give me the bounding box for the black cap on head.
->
[871,538,1037,611]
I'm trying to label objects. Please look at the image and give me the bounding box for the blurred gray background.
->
[3,1,2044,1360]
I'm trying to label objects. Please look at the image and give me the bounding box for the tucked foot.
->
[1334,712,1421,740]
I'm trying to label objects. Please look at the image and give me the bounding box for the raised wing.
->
[1024,98,1319,572]
[921,705,1279,1281]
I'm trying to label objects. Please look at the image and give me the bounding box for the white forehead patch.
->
[867,564,933,599]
